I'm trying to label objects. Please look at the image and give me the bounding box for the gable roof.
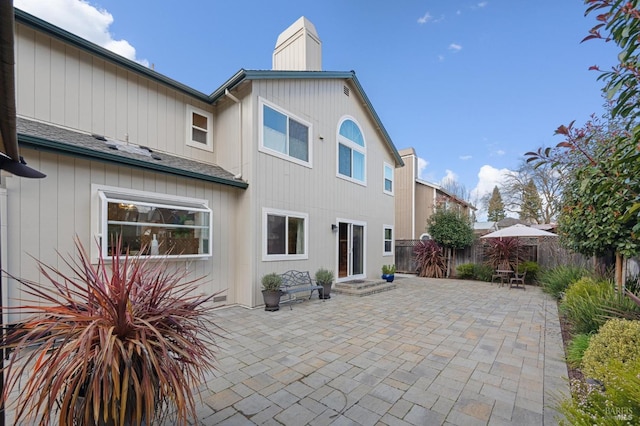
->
[17,118,248,189]
[14,8,403,167]
[210,70,404,166]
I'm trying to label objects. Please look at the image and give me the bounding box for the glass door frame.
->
[336,218,367,282]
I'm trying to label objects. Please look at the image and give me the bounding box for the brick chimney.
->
[272,16,321,71]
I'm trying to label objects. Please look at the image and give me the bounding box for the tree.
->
[440,177,471,203]
[502,161,564,223]
[427,208,475,277]
[486,186,506,222]
[520,179,542,224]
[526,0,640,288]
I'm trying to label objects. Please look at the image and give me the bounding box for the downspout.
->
[411,154,416,239]
[224,89,242,179]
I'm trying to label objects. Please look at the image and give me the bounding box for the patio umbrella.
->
[480,223,558,239]
[480,224,558,271]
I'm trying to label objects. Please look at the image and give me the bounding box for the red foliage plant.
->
[483,237,526,271]
[413,240,447,278]
[1,237,223,426]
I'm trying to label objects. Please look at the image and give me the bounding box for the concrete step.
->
[333,279,397,297]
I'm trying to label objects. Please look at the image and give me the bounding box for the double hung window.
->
[383,226,393,256]
[186,105,213,151]
[384,163,394,194]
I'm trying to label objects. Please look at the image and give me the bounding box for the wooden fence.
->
[395,237,591,274]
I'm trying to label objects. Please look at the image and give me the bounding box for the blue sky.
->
[15,0,619,216]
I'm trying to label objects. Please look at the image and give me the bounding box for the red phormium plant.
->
[483,237,525,271]
[413,240,447,278]
[1,237,222,426]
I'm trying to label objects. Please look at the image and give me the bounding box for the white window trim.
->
[91,184,213,262]
[186,105,213,152]
[383,225,394,256]
[383,162,394,196]
[336,116,367,186]
[258,97,313,168]
[262,207,309,261]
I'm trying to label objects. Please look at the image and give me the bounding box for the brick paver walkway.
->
[193,276,569,425]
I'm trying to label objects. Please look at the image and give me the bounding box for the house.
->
[5,10,403,311]
[395,147,475,240]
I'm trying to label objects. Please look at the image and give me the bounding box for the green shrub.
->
[539,265,589,299]
[456,263,475,279]
[561,277,640,334]
[565,333,591,368]
[558,358,640,426]
[582,319,640,384]
[455,263,494,282]
[517,261,539,284]
[473,264,494,282]
[626,273,640,295]
[560,277,610,334]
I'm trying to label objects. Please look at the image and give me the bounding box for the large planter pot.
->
[381,274,395,283]
[262,289,282,311]
[318,282,332,299]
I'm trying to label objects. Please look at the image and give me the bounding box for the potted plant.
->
[315,268,334,299]
[381,264,396,282]
[261,272,283,311]
[0,236,220,426]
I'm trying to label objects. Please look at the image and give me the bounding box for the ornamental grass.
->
[1,237,222,426]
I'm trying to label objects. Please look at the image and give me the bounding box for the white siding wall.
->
[3,149,238,322]
[244,79,396,303]
[15,24,216,164]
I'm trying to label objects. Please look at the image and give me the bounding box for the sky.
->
[14,0,620,219]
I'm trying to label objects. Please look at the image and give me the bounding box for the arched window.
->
[337,118,366,183]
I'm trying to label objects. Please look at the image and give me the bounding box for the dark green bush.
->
[539,265,590,299]
[456,263,475,279]
[473,264,494,282]
[455,263,494,282]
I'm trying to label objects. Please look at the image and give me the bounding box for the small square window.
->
[186,105,213,151]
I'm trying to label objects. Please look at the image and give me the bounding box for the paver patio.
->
[193,275,570,425]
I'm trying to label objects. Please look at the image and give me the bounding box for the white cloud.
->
[449,43,462,52]
[469,165,513,209]
[417,157,429,180]
[477,1,488,8]
[417,12,433,24]
[459,155,472,160]
[440,169,458,184]
[495,149,506,156]
[15,0,149,66]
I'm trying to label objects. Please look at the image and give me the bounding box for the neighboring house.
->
[474,221,498,236]
[6,10,403,312]
[395,147,475,240]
